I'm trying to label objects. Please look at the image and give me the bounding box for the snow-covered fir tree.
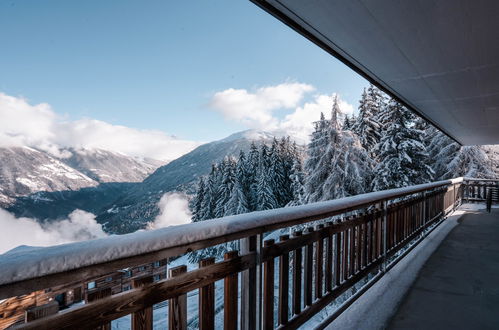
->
[287,158,306,206]
[190,177,205,222]
[342,114,354,130]
[425,126,495,179]
[372,98,433,190]
[352,87,382,153]
[305,96,373,202]
[214,158,236,218]
[225,152,250,216]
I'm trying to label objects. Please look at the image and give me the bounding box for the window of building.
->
[87,281,96,290]
[153,274,161,281]
[123,285,132,291]
[153,261,161,268]
[105,276,113,282]
[124,270,132,278]
[138,266,146,272]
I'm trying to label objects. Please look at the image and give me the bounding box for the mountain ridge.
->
[0,146,163,208]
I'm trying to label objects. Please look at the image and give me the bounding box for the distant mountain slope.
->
[7,182,137,221]
[97,130,275,233]
[0,146,163,211]
[61,148,165,183]
[0,147,98,207]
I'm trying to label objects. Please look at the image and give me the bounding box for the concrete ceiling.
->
[252,0,499,145]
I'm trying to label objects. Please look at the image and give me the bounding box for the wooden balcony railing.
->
[462,178,499,203]
[0,177,487,330]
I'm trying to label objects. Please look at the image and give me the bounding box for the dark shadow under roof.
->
[252,0,499,145]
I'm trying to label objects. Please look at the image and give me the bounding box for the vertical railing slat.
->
[325,223,333,292]
[132,275,154,330]
[292,231,303,315]
[169,265,187,330]
[342,224,348,281]
[335,232,341,286]
[224,251,239,330]
[315,224,324,300]
[278,235,290,326]
[199,257,215,330]
[348,226,356,277]
[263,240,275,330]
[304,227,314,307]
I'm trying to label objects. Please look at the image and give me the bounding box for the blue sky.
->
[0,0,367,144]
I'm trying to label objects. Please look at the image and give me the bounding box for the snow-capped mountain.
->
[0,146,163,208]
[0,147,98,207]
[97,130,276,233]
[60,148,165,183]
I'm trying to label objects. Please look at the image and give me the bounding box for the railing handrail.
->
[463,177,499,182]
[0,177,463,299]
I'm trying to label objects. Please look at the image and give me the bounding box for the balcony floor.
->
[388,208,499,329]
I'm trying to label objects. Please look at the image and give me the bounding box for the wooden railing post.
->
[224,251,239,330]
[315,224,324,300]
[169,265,187,330]
[335,230,341,287]
[325,223,333,293]
[199,257,215,330]
[304,227,314,307]
[382,200,388,272]
[292,231,303,316]
[240,234,262,330]
[262,240,275,330]
[422,191,427,236]
[278,235,289,326]
[132,275,154,330]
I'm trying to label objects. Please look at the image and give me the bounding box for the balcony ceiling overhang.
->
[252,0,499,145]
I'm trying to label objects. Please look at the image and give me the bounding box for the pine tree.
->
[304,97,373,202]
[279,137,296,205]
[343,115,353,130]
[214,157,236,218]
[256,166,278,211]
[198,164,218,221]
[225,179,249,216]
[191,177,205,222]
[246,142,260,211]
[444,146,495,179]
[372,99,433,191]
[352,87,381,153]
[225,152,250,215]
[304,112,331,202]
[288,158,306,206]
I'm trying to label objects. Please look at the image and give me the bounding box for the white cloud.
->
[0,92,199,161]
[55,119,199,161]
[209,83,354,143]
[210,82,315,129]
[147,192,192,229]
[0,208,107,254]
